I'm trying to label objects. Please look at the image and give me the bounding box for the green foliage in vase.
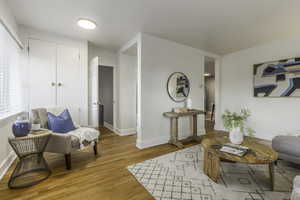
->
[222,109,255,137]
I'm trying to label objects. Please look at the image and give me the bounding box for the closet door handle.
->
[51,82,56,86]
[58,83,62,87]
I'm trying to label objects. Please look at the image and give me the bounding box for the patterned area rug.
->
[128,145,300,200]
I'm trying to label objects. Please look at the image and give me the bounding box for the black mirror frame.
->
[167,72,190,102]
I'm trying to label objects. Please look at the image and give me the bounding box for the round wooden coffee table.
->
[201,132,278,191]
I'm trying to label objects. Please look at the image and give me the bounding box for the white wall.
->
[88,43,117,67]
[0,0,21,180]
[218,37,300,140]
[138,34,218,148]
[0,115,20,180]
[19,26,89,125]
[0,0,21,45]
[117,54,137,134]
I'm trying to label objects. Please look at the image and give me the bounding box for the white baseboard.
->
[104,122,114,132]
[0,151,16,181]
[115,128,137,136]
[136,135,169,149]
[136,130,205,149]
[102,122,136,136]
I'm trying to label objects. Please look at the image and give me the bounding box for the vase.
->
[229,127,244,144]
[12,119,31,137]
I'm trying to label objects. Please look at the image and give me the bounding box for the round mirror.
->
[167,72,190,102]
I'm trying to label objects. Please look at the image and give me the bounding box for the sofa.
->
[31,107,100,170]
[272,136,300,165]
[292,176,300,200]
[272,136,300,199]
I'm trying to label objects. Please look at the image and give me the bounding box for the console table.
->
[163,109,205,148]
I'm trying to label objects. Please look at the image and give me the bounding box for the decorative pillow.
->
[47,109,76,133]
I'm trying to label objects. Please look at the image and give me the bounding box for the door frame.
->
[202,56,221,132]
[203,56,217,130]
[98,65,116,132]
[88,56,100,127]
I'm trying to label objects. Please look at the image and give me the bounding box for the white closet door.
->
[29,39,57,109]
[56,45,80,111]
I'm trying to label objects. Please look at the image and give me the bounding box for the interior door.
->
[28,39,57,109]
[56,45,80,109]
[88,57,99,127]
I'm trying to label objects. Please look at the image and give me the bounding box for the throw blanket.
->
[69,127,100,150]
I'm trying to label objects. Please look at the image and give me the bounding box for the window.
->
[0,22,22,118]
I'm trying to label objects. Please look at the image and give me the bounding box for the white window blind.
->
[0,22,22,118]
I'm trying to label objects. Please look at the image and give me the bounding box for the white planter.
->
[229,127,244,144]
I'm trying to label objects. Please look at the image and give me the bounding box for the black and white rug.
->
[127,145,300,200]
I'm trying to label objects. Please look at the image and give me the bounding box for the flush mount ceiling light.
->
[77,18,97,30]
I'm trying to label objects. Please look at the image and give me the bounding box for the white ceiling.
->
[8,0,300,55]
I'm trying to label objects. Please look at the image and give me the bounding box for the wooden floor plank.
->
[0,128,198,200]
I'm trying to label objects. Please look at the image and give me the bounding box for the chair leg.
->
[65,154,71,170]
[93,141,98,155]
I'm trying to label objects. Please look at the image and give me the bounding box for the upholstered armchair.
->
[31,107,100,170]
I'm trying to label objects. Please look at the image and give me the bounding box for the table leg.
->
[269,162,275,191]
[203,150,220,183]
[191,115,201,142]
[169,117,183,148]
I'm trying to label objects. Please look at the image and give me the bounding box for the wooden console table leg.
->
[269,162,275,191]
[191,114,201,142]
[169,117,183,148]
[203,150,220,183]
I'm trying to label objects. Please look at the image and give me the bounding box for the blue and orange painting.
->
[254,57,300,97]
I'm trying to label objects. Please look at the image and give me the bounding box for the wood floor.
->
[0,128,199,200]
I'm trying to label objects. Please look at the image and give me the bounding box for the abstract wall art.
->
[253,57,300,97]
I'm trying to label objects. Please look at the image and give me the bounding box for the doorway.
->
[118,42,138,137]
[99,66,114,129]
[204,57,215,131]
[88,57,115,130]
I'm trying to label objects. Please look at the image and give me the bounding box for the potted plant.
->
[222,109,255,144]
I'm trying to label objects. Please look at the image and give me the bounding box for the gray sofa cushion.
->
[272,136,300,157]
[277,152,300,165]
